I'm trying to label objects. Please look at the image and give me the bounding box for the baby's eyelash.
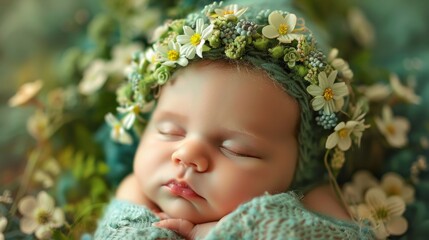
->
[220,146,259,159]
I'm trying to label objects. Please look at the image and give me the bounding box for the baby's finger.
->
[153,219,195,239]
[154,211,170,220]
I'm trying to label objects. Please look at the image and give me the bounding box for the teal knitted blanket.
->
[95,192,374,239]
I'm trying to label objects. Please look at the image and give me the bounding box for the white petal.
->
[51,208,65,228]
[195,19,204,33]
[18,196,37,216]
[35,225,52,239]
[306,85,323,96]
[262,25,279,39]
[118,131,133,145]
[176,35,190,44]
[0,217,7,232]
[386,217,408,235]
[196,45,203,58]
[326,132,339,149]
[105,113,118,126]
[284,13,297,32]
[177,57,189,67]
[311,96,325,111]
[332,82,349,97]
[268,11,285,27]
[327,70,338,85]
[38,191,54,212]
[318,72,329,89]
[183,26,194,36]
[365,188,386,209]
[201,24,214,39]
[385,196,405,216]
[20,217,38,234]
[338,136,352,151]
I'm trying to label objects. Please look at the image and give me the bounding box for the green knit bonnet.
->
[106,1,369,190]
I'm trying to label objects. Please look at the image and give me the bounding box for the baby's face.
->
[133,62,300,223]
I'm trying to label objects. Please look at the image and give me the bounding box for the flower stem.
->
[10,147,42,215]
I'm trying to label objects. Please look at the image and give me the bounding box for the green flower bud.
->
[225,36,247,59]
[269,45,285,59]
[296,65,308,77]
[209,30,221,48]
[253,37,269,51]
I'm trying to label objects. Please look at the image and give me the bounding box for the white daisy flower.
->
[108,43,143,77]
[375,105,410,148]
[8,80,43,107]
[358,84,391,102]
[262,11,300,43]
[105,113,133,144]
[214,4,248,20]
[157,41,189,67]
[327,48,354,79]
[117,101,155,129]
[177,18,214,58]
[18,191,65,240]
[326,120,360,151]
[343,170,379,204]
[357,188,408,239]
[381,172,415,204]
[78,60,109,95]
[307,71,349,114]
[390,73,421,104]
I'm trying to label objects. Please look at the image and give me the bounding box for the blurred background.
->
[0,0,428,239]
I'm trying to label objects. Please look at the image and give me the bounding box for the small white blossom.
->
[328,48,354,79]
[307,71,349,114]
[347,7,375,48]
[262,11,300,43]
[108,43,143,77]
[214,4,248,19]
[358,84,391,102]
[326,120,361,151]
[177,19,214,58]
[375,105,410,148]
[105,113,133,144]
[343,170,379,204]
[18,191,65,240]
[390,73,421,104]
[157,41,189,67]
[8,80,43,107]
[357,188,408,239]
[117,102,155,129]
[78,60,109,95]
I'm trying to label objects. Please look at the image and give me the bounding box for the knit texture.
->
[95,193,375,239]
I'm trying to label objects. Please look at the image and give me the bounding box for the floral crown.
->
[107,1,369,188]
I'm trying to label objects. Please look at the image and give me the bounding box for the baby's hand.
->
[154,219,217,240]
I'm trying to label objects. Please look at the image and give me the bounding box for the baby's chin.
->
[160,201,226,224]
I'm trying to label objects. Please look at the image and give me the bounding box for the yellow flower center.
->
[386,124,396,135]
[167,50,179,61]
[190,33,202,46]
[223,10,234,15]
[132,105,140,115]
[386,186,401,196]
[278,23,289,35]
[338,128,349,138]
[37,210,51,224]
[114,124,121,136]
[323,87,334,100]
[374,207,389,221]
